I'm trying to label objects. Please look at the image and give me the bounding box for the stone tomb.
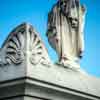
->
[0,23,100,100]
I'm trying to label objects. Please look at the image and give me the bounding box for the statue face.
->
[69,18,78,28]
[59,0,79,28]
[72,19,78,28]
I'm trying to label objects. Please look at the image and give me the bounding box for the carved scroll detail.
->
[6,31,25,64]
[28,27,51,67]
[0,28,25,66]
[0,23,51,67]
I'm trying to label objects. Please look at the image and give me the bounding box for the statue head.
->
[59,0,80,17]
[58,0,70,17]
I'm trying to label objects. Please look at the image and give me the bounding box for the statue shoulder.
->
[48,3,59,19]
[50,2,59,13]
[81,4,86,15]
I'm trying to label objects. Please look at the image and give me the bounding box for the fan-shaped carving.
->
[5,30,25,65]
[0,23,51,66]
[28,27,50,66]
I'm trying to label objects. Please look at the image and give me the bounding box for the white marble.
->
[0,23,100,100]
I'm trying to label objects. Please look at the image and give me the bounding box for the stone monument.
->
[0,0,100,100]
[46,0,85,69]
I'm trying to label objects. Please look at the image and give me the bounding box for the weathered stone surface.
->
[0,69,100,100]
[0,23,51,68]
[46,0,86,69]
[0,23,100,100]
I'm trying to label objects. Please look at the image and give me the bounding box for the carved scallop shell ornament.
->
[0,23,51,67]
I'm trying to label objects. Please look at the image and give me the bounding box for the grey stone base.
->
[0,23,100,100]
[0,77,100,100]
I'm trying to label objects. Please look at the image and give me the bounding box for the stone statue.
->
[46,0,86,68]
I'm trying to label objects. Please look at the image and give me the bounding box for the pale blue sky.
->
[0,0,100,77]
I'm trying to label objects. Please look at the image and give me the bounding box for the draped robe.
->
[47,0,85,68]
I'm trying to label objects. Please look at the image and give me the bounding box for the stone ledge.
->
[0,23,100,100]
[0,77,100,100]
